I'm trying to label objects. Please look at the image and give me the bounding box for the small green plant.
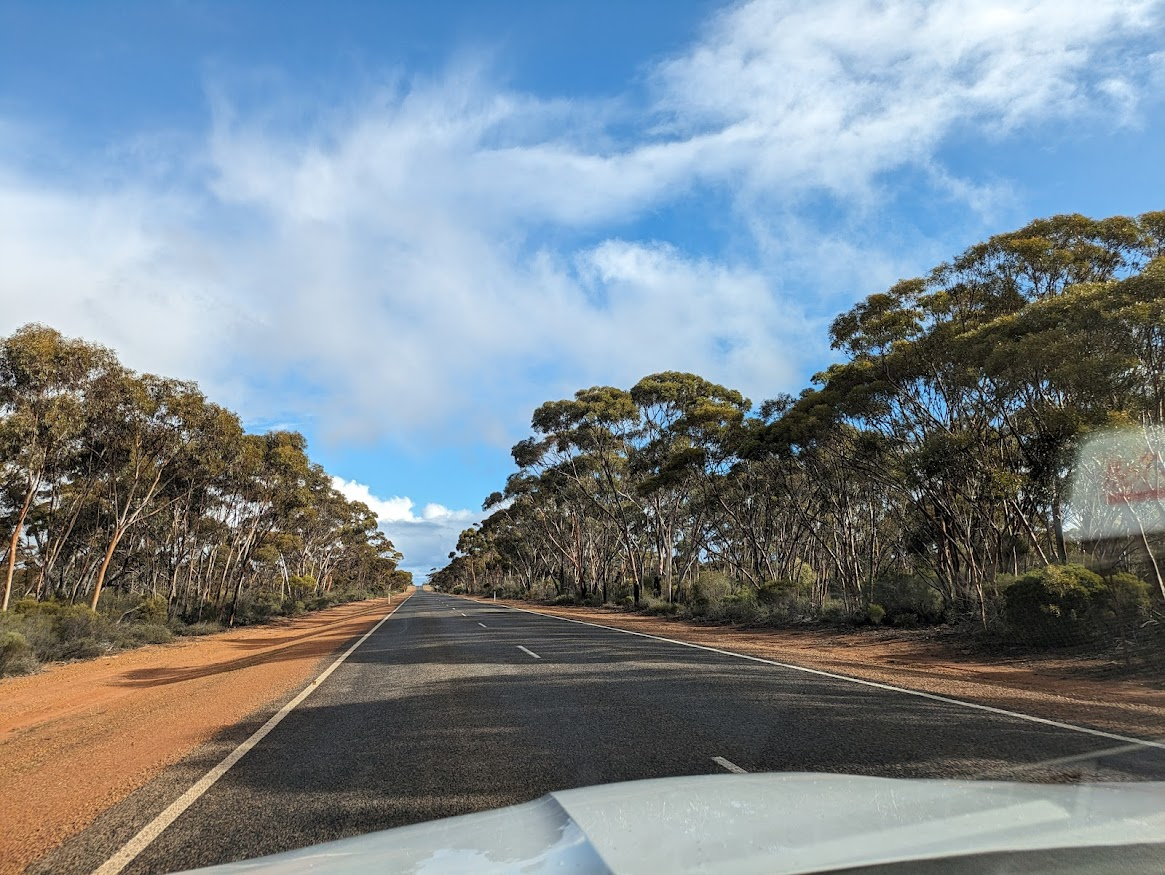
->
[0,630,39,676]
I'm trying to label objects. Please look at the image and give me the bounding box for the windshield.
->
[1,2,1163,874]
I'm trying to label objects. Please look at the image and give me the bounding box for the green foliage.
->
[819,599,849,624]
[175,621,224,637]
[1002,564,1105,644]
[125,624,173,646]
[690,571,735,609]
[0,323,406,627]
[865,603,886,625]
[0,630,38,676]
[1091,573,1152,636]
[643,597,679,616]
[873,574,946,626]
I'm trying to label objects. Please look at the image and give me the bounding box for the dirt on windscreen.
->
[476,598,1165,741]
[0,594,405,875]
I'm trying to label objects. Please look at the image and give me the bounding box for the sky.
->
[1,0,1163,577]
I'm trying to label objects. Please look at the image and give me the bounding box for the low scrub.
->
[1000,564,1152,646]
[0,586,394,677]
[872,573,946,626]
[0,630,39,676]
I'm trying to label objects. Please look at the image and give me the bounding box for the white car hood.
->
[182,773,1165,874]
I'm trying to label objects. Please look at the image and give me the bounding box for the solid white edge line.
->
[517,645,542,659]
[712,756,748,774]
[91,595,412,875]
[463,597,1165,754]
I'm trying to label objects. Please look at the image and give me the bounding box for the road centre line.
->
[92,596,411,875]
[517,645,542,659]
[478,622,487,628]
[712,756,748,774]
[476,598,1165,754]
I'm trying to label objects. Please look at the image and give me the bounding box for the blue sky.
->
[2,0,1163,576]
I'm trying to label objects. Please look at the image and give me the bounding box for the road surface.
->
[36,590,1165,874]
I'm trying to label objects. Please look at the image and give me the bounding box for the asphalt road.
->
[37,590,1165,875]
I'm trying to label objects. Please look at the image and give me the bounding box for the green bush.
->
[819,599,849,624]
[1002,564,1104,644]
[0,630,39,676]
[755,579,818,624]
[59,636,105,659]
[10,600,113,660]
[872,573,945,625]
[126,624,173,646]
[1091,572,1153,636]
[176,621,224,637]
[864,603,886,625]
[643,598,679,616]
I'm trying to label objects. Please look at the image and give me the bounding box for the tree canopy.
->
[435,212,1165,634]
[0,324,409,624]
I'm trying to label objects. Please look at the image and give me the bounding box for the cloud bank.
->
[332,477,487,575]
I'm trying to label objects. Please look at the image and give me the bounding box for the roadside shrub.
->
[176,621,223,637]
[864,603,886,625]
[819,599,849,624]
[872,573,945,625]
[10,600,114,660]
[0,630,39,676]
[551,593,578,606]
[1002,564,1104,644]
[1091,572,1153,638]
[287,575,317,602]
[643,597,679,616]
[758,577,806,604]
[718,597,761,623]
[60,636,106,659]
[756,579,817,624]
[98,592,170,625]
[690,571,735,610]
[125,624,173,646]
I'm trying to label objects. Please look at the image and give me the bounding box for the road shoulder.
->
[0,594,407,875]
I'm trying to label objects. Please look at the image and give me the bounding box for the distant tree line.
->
[435,212,1165,644]
[0,325,410,629]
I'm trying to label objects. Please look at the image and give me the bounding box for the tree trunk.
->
[1,482,37,612]
[90,527,126,610]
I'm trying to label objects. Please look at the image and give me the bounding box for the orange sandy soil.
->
[0,593,407,875]
[474,597,1165,741]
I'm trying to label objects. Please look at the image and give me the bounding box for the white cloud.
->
[332,477,486,574]
[653,0,1160,198]
[331,477,418,523]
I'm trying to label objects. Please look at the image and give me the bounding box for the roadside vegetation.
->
[434,212,1165,663]
[0,327,410,676]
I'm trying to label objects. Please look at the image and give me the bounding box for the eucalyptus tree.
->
[629,372,749,601]
[0,326,117,610]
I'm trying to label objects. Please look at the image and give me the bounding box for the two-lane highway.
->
[38,590,1165,874]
